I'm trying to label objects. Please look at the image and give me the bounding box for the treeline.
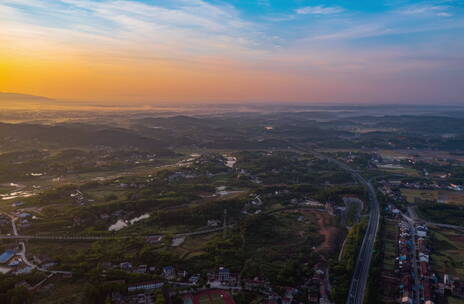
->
[315,185,366,204]
[154,198,247,228]
[235,151,353,185]
[0,147,173,182]
[0,272,47,304]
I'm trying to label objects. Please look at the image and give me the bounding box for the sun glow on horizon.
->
[1,0,463,104]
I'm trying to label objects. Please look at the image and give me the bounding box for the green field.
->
[382,219,398,271]
[401,189,438,203]
[401,189,464,205]
[381,167,420,177]
[431,229,464,277]
[448,297,464,304]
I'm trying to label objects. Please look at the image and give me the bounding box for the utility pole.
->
[223,209,227,238]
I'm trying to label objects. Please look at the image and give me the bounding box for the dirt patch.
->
[315,212,343,256]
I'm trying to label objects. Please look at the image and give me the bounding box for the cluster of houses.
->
[385,204,402,218]
[307,264,331,304]
[379,179,464,204]
[396,221,439,304]
[397,221,450,304]
[207,267,238,287]
[379,182,405,203]
[110,266,237,304]
[0,248,33,275]
[436,274,464,299]
[241,194,264,215]
[325,201,346,217]
[411,223,464,304]
[118,263,198,285]
[17,211,32,229]
[384,214,464,304]
[398,221,415,304]
[103,258,341,304]
[70,189,92,205]
[415,224,433,304]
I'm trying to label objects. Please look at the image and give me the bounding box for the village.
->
[382,202,464,304]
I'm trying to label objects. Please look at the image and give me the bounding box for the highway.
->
[292,147,380,304]
[340,169,380,304]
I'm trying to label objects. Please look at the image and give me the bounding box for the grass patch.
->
[401,189,438,203]
[448,297,464,304]
[431,228,464,277]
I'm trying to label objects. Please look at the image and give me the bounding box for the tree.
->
[8,286,32,304]
[154,289,166,304]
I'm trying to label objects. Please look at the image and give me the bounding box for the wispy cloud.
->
[399,4,452,17]
[295,6,344,15]
[436,12,452,17]
[1,0,463,104]
[1,0,266,62]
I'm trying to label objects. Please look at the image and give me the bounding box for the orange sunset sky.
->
[1,0,463,104]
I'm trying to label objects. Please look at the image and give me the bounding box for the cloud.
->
[0,0,266,62]
[1,0,463,104]
[399,4,452,17]
[436,12,452,17]
[295,6,344,15]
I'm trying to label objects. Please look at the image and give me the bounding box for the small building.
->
[120,262,132,271]
[417,230,427,238]
[18,212,31,219]
[11,202,24,208]
[218,267,230,281]
[207,220,221,227]
[0,250,16,264]
[133,265,147,274]
[177,270,188,279]
[189,274,201,284]
[145,235,163,244]
[163,266,176,279]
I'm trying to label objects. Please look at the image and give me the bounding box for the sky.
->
[1,0,463,105]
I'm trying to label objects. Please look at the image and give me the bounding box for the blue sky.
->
[1,0,463,104]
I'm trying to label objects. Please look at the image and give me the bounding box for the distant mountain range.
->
[0,92,52,102]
